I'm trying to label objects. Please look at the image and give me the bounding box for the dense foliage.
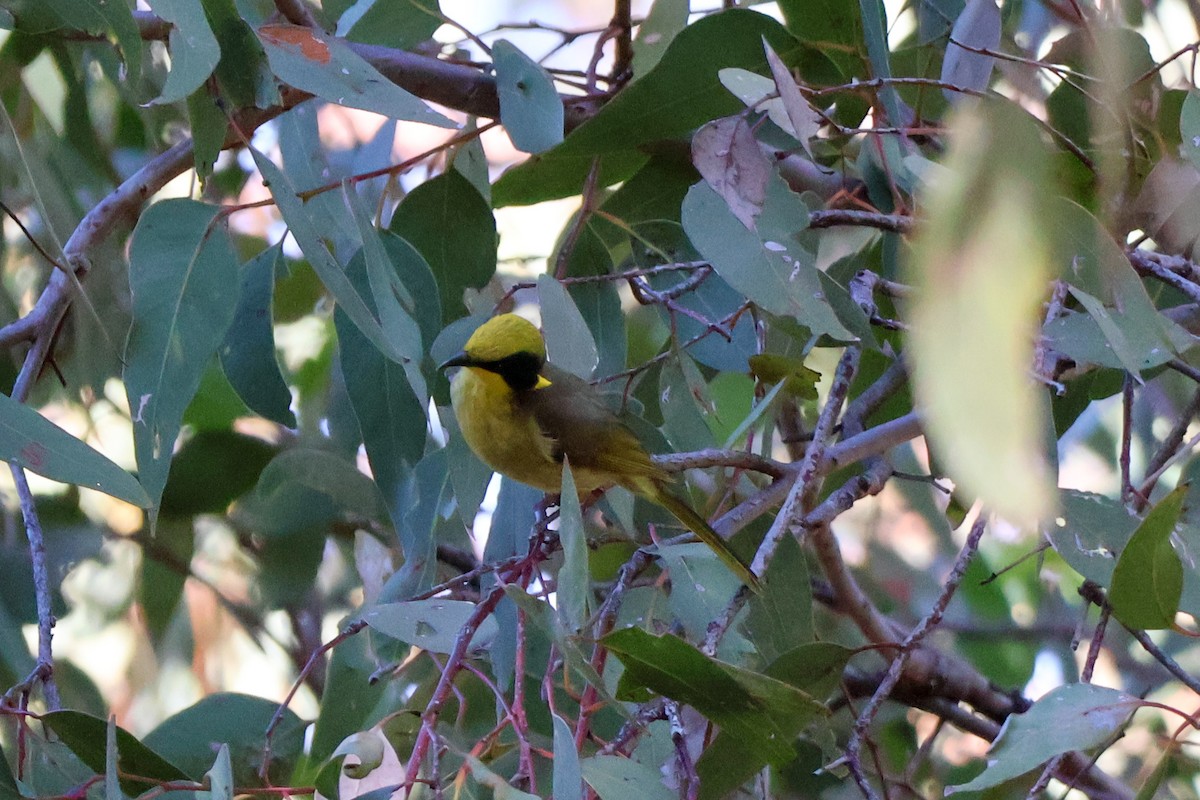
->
[1,0,1199,798]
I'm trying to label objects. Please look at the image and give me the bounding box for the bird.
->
[439,313,760,591]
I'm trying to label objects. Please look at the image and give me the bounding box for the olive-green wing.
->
[516,366,660,483]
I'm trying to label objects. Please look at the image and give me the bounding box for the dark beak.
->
[438,351,473,371]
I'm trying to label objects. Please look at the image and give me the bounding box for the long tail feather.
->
[644,483,762,592]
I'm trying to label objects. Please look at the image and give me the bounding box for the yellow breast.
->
[449,366,564,492]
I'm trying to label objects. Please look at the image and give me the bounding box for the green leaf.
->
[0,739,20,800]
[202,0,278,109]
[557,462,590,634]
[160,430,276,516]
[143,693,305,786]
[388,170,496,323]
[1109,485,1186,630]
[205,745,234,800]
[104,717,121,800]
[147,0,221,104]
[42,0,141,84]
[1041,489,1134,585]
[335,0,441,50]
[218,245,297,427]
[124,199,240,518]
[139,518,192,642]
[605,628,828,766]
[250,449,388,533]
[905,99,1056,524]
[42,711,188,796]
[940,0,1000,102]
[582,755,674,800]
[343,185,428,405]
[365,599,498,654]
[186,84,227,181]
[465,757,542,799]
[744,533,813,662]
[0,391,149,507]
[948,684,1138,793]
[336,258,427,508]
[493,9,802,206]
[1043,199,1190,374]
[538,275,599,378]
[309,631,389,763]
[681,180,851,339]
[379,447,448,599]
[552,714,583,800]
[493,39,564,154]
[631,0,689,77]
[1181,92,1200,172]
[258,23,455,126]
[249,145,412,365]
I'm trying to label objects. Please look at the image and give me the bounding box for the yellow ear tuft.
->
[463,313,547,362]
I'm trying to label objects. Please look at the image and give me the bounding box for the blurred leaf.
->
[366,599,498,654]
[388,170,495,323]
[335,0,441,49]
[0,391,149,507]
[493,9,801,206]
[258,24,455,126]
[251,448,387,531]
[1181,92,1200,172]
[631,0,688,77]
[143,694,305,786]
[692,116,771,229]
[1109,485,1186,630]
[202,0,278,108]
[219,245,297,427]
[147,0,220,104]
[949,684,1138,792]
[940,0,1000,102]
[41,0,140,83]
[539,275,599,378]
[552,714,584,800]
[139,517,193,645]
[582,755,674,800]
[0,740,18,800]
[465,757,542,799]
[124,199,240,518]
[187,84,227,181]
[41,711,187,795]
[160,430,276,515]
[104,717,121,800]
[748,353,820,399]
[493,40,563,154]
[906,100,1055,524]
[309,632,389,763]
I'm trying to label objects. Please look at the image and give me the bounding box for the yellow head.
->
[438,314,548,391]
[461,313,546,362]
